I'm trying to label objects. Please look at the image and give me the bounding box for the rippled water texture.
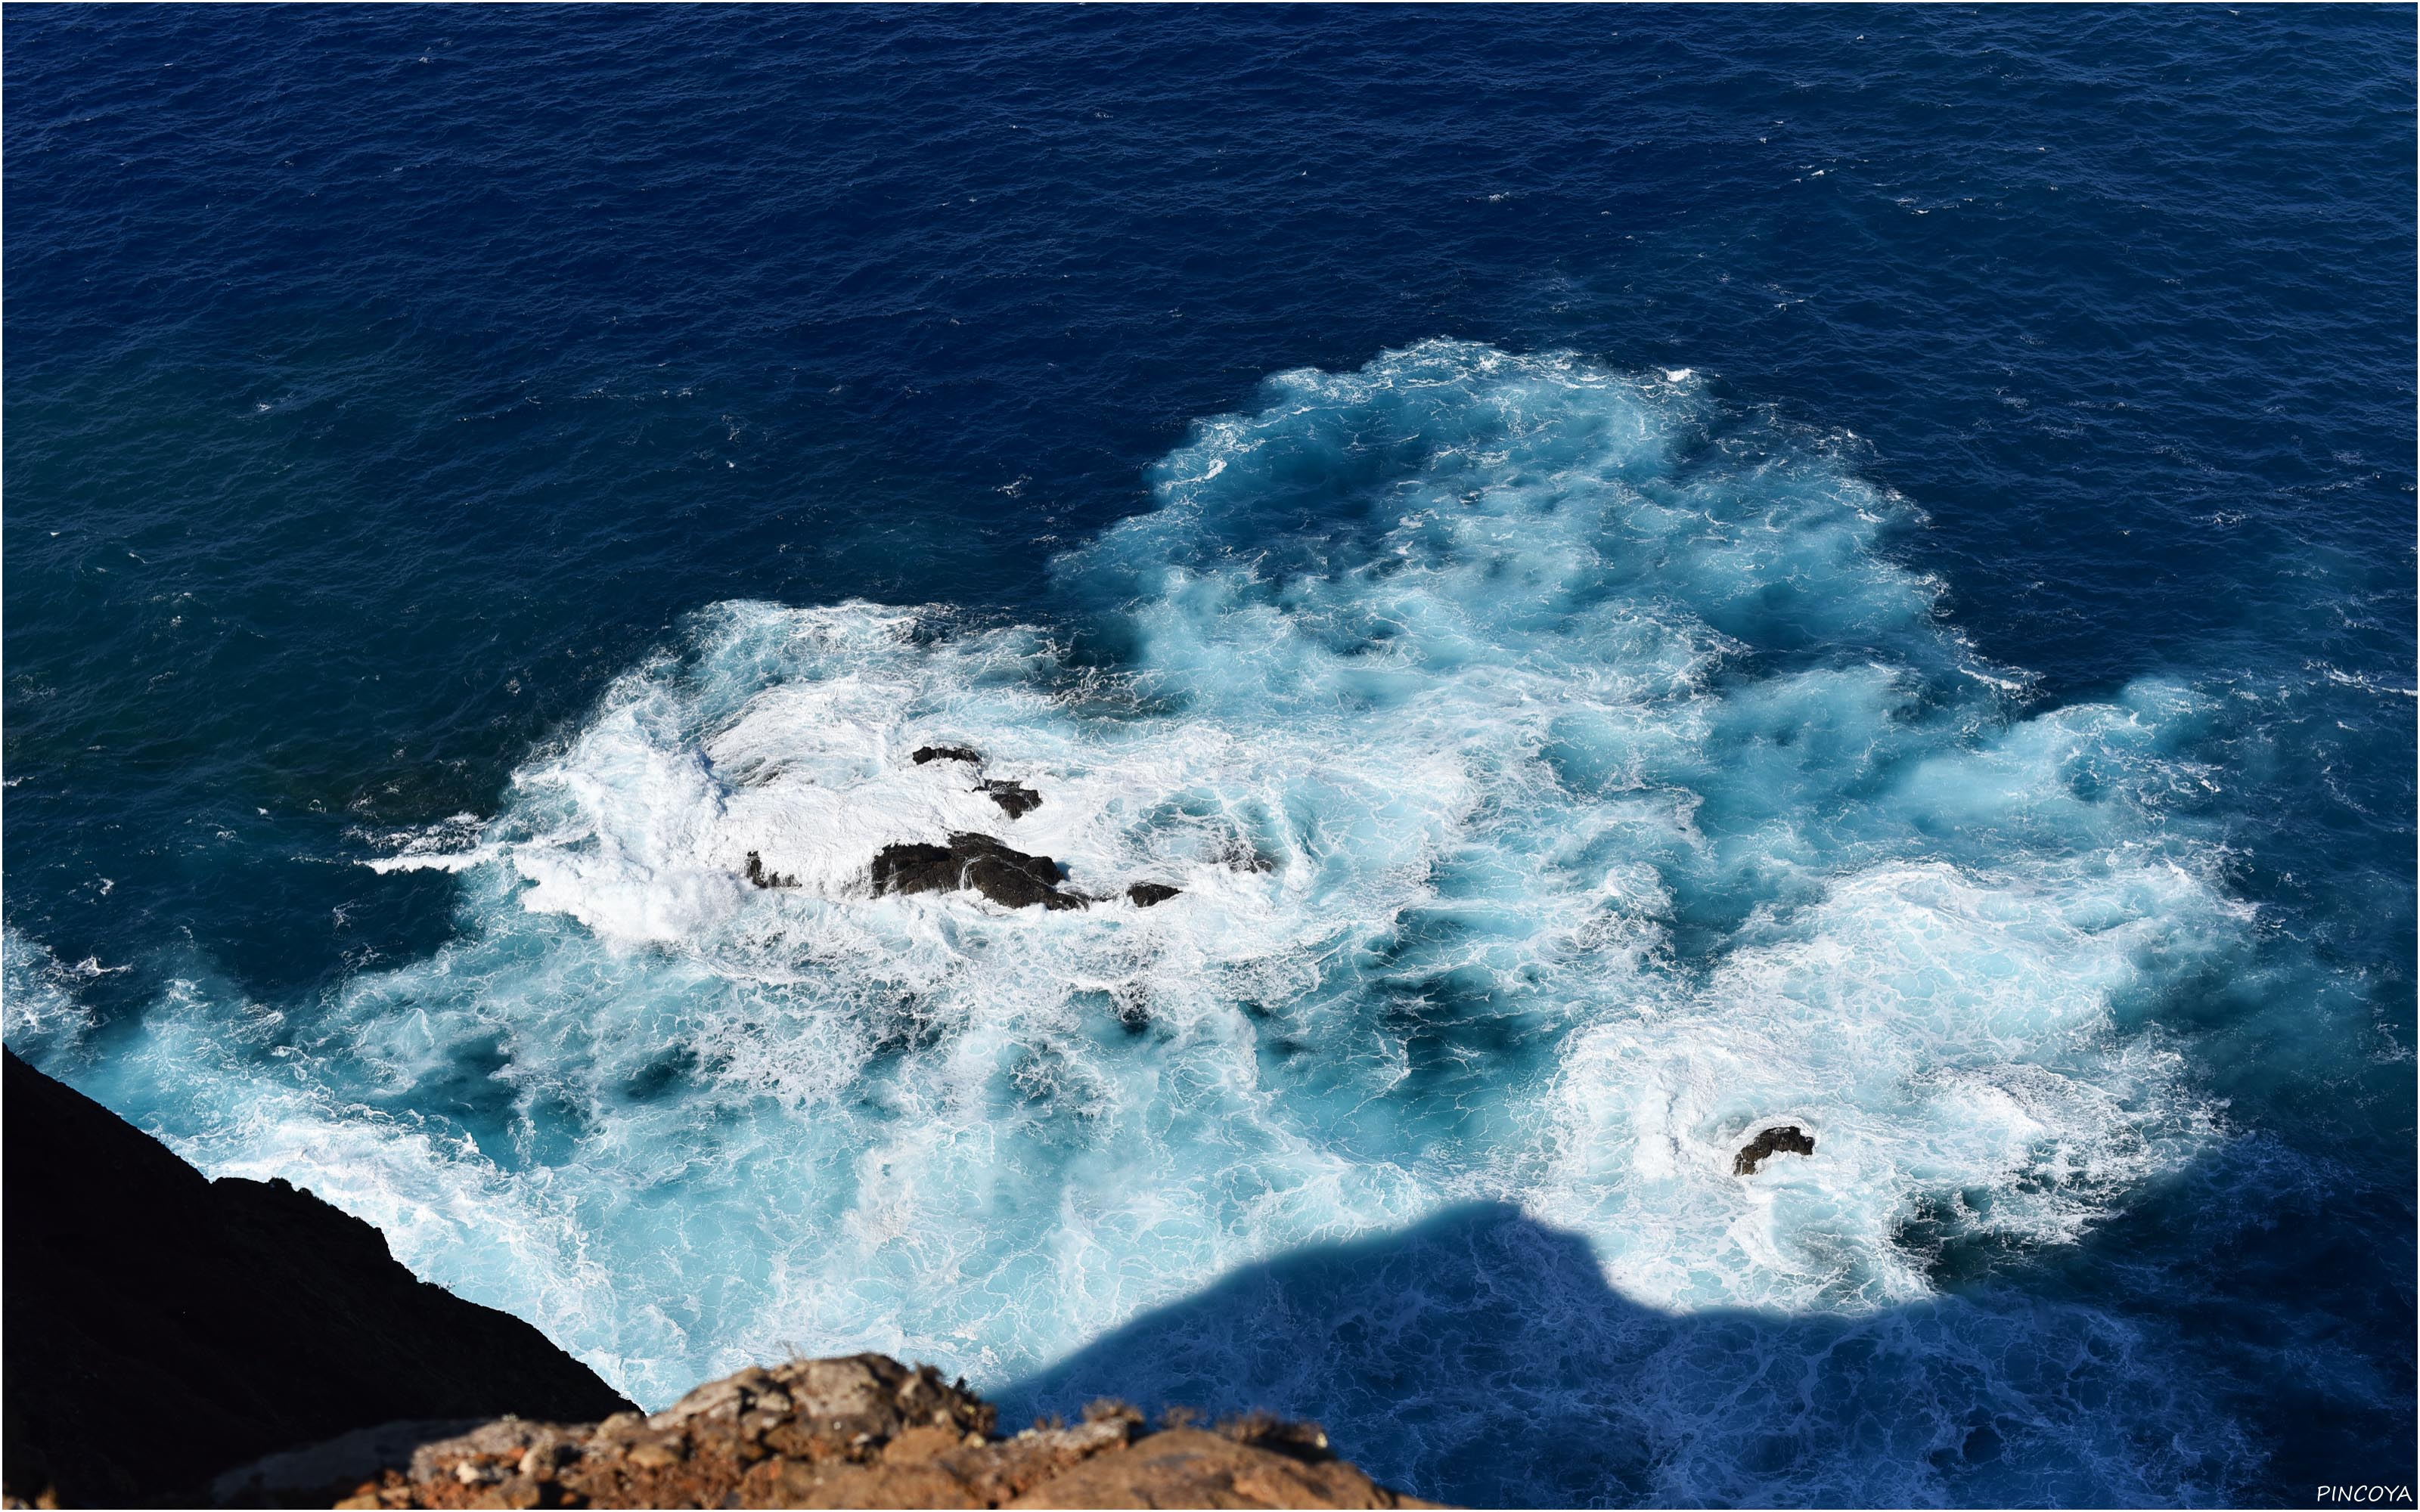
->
[5,10,2412,1506]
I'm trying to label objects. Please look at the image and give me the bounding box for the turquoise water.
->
[5,10,2411,1504]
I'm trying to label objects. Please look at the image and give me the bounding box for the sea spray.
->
[14,344,2260,1501]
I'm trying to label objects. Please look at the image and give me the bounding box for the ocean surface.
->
[5,8,2412,1505]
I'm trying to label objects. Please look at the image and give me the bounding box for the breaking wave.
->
[27,342,2261,1501]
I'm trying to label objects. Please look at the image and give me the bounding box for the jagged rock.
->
[743,851,798,889]
[870,834,1087,911]
[334,1355,1436,1510]
[0,1052,634,1510]
[1013,1426,1410,1510]
[906,746,1042,817]
[651,1354,993,1447]
[981,779,1044,820]
[1732,1124,1816,1176]
[1125,882,1182,908]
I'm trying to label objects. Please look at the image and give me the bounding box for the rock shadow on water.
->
[994,1202,2271,1510]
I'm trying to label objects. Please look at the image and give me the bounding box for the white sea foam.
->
[1,927,103,1061]
[13,342,2257,1497]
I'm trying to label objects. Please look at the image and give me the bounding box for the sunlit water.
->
[5,11,2409,1504]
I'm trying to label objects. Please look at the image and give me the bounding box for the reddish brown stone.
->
[349,1355,1437,1510]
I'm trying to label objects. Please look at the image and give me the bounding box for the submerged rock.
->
[905,744,1042,819]
[870,834,1087,911]
[1125,881,1183,908]
[333,1353,1435,1510]
[1732,1124,1817,1176]
[1224,840,1279,874]
[980,779,1043,820]
[742,851,797,889]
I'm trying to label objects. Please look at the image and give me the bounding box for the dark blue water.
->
[5,8,2412,1505]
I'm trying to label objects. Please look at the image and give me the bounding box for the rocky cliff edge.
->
[330,1352,1436,1510]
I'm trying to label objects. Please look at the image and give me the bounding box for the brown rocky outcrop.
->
[0,1052,635,1509]
[331,1355,1435,1510]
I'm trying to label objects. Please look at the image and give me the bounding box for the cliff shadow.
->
[992,1202,2270,1510]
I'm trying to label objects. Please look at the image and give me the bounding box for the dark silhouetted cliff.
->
[2,1050,634,1507]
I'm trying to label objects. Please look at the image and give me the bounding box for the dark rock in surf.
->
[1125,882,1182,908]
[1733,1124,1816,1176]
[982,779,1044,820]
[871,833,1087,911]
[743,850,797,889]
[906,744,1043,820]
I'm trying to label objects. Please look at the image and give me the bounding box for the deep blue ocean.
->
[5,8,2413,1506]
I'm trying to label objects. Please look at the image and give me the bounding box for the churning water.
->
[5,10,2410,1504]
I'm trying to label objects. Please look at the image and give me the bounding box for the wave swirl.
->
[45,344,2257,1498]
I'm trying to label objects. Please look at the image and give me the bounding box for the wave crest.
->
[25,344,2253,1495]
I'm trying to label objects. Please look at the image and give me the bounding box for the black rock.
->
[1,1052,635,1509]
[743,850,798,888]
[1733,1124,1817,1176]
[911,745,982,766]
[870,833,1087,910]
[982,779,1044,820]
[1125,882,1183,908]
